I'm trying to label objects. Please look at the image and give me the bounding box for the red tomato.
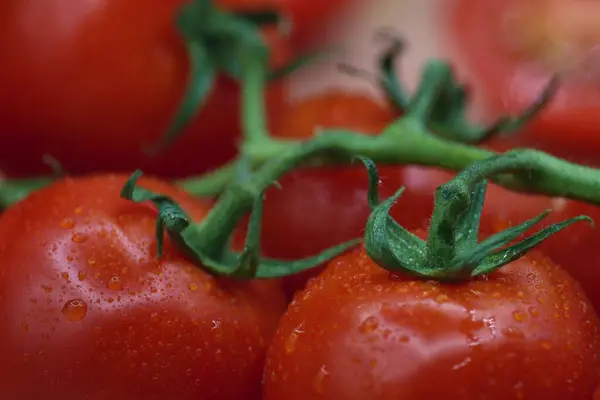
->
[0,0,291,178]
[445,0,600,164]
[0,174,287,399]
[263,245,600,399]
[248,91,435,298]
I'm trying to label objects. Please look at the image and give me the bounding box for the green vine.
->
[3,32,600,211]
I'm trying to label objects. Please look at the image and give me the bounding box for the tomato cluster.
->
[2,0,600,399]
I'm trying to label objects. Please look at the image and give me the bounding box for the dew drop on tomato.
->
[61,298,87,321]
[313,365,330,394]
[60,218,75,229]
[71,233,87,243]
[108,275,122,291]
[359,316,379,334]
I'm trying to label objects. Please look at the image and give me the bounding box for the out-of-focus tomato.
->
[246,91,427,298]
[0,0,292,178]
[263,245,600,399]
[0,174,286,399]
[445,0,600,165]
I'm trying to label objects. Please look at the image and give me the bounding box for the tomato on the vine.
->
[0,174,286,399]
[0,0,292,178]
[263,245,600,399]
[444,0,600,165]
[248,91,437,298]
[402,157,600,313]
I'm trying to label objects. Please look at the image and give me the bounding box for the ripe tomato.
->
[445,0,600,164]
[248,91,434,298]
[0,174,287,399]
[263,246,600,399]
[0,0,291,178]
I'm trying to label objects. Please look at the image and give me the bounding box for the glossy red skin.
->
[0,0,290,178]
[263,246,600,399]
[252,91,420,298]
[0,174,287,399]
[445,0,600,164]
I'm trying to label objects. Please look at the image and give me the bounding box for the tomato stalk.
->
[144,0,286,155]
[2,37,600,209]
[179,36,570,200]
[120,55,361,279]
[360,156,591,280]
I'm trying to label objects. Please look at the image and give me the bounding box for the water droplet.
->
[313,365,329,394]
[40,284,53,293]
[71,233,87,244]
[61,299,87,321]
[211,319,222,330]
[150,286,158,294]
[502,327,525,339]
[451,357,472,370]
[188,282,199,291]
[60,218,75,229]
[285,333,299,354]
[108,275,123,291]
[512,310,526,323]
[528,306,539,317]
[359,316,379,334]
[435,294,449,303]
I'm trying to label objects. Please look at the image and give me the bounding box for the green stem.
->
[242,56,271,142]
[191,136,355,254]
[407,62,452,122]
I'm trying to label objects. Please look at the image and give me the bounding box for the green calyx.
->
[122,139,361,279]
[369,30,558,144]
[145,0,287,155]
[362,153,593,281]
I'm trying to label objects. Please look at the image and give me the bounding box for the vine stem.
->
[181,115,600,204]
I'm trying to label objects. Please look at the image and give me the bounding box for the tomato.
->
[0,174,287,399]
[246,91,434,298]
[445,0,600,164]
[263,245,600,399]
[0,0,292,178]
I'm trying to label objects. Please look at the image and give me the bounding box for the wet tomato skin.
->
[263,246,600,399]
[0,174,286,399]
